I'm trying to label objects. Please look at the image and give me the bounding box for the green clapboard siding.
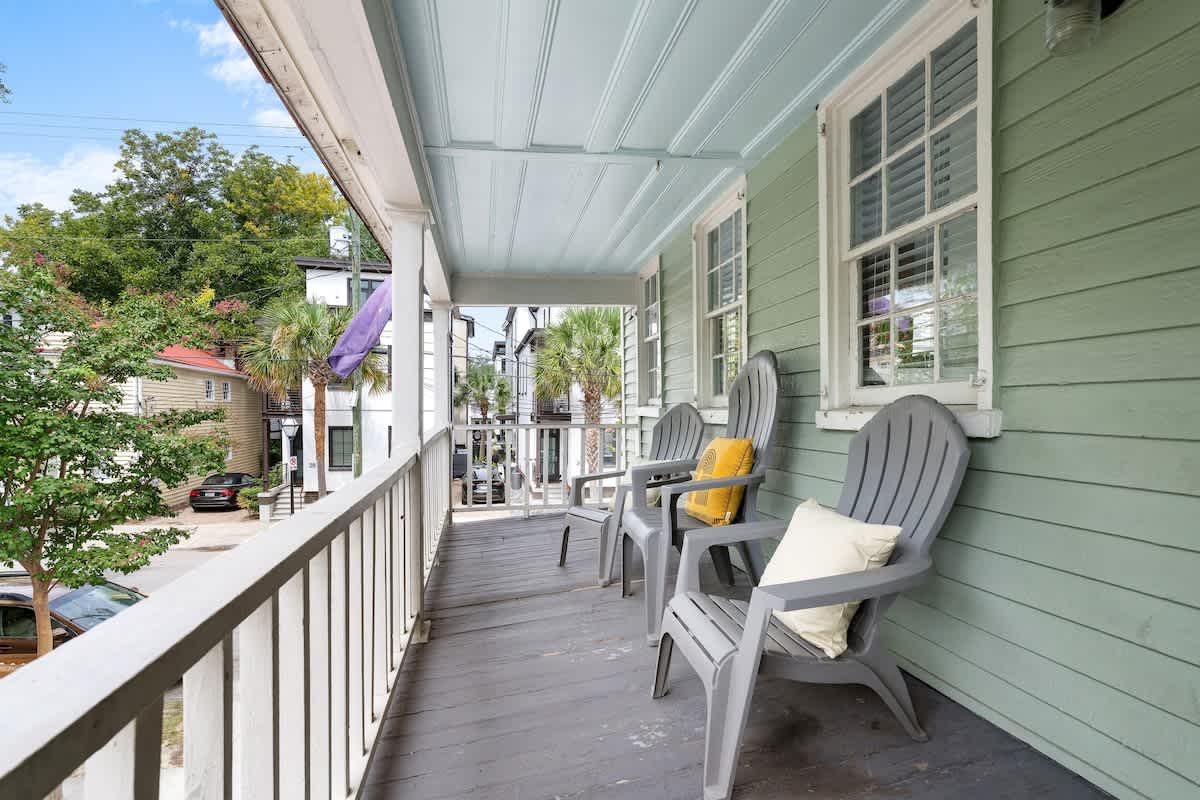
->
[637,1,1200,798]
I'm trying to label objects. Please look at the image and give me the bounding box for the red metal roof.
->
[156,346,242,376]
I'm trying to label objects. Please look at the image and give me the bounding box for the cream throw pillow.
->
[760,498,901,658]
[623,456,663,509]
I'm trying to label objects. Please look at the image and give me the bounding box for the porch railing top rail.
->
[0,448,419,798]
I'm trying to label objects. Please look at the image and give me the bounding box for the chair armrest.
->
[630,458,698,509]
[568,470,627,506]
[660,473,766,506]
[754,557,934,612]
[675,520,788,595]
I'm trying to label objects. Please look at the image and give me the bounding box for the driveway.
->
[112,507,262,593]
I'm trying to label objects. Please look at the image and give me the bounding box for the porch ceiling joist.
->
[424,144,753,169]
[450,273,636,307]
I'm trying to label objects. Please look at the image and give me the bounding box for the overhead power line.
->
[0,109,302,130]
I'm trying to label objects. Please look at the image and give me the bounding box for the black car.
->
[189,472,259,510]
[461,465,505,505]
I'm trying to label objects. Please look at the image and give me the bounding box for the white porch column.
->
[431,302,452,430]
[389,209,427,453]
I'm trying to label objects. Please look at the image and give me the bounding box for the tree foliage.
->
[0,62,11,103]
[0,262,229,656]
[239,296,389,497]
[0,128,350,316]
[533,307,622,470]
[452,359,510,422]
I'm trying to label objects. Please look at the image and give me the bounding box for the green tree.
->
[240,297,389,498]
[0,262,228,657]
[0,128,347,311]
[452,359,507,423]
[0,62,11,103]
[533,307,622,471]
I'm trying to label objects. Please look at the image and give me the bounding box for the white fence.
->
[457,422,637,514]
[0,426,453,800]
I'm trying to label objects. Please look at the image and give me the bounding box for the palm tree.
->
[533,307,622,472]
[453,359,503,422]
[241,296,389,498]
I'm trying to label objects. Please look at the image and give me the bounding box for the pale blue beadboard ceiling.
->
[392,0,924,277]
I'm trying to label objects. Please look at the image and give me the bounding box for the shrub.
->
[237,485,261,512]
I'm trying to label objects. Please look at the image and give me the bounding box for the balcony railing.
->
[0,425,452,799]
[262,387,302,417]
[458,422,635,514]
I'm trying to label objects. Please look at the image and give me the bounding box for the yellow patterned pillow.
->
[683,438,755,526]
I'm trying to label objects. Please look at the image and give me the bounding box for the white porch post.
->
[388,207,429,641]
[432,302,452,430]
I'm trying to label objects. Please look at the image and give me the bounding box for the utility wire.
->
[0,109,302,130]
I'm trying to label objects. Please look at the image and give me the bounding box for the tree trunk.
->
[583,393,602,473]
[314,380,328,498]
[26,565,54,658]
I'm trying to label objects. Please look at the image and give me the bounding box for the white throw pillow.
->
[623,456,662,508]
[759,498,901,659]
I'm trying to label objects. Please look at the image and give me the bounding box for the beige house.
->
[129,346,263,507]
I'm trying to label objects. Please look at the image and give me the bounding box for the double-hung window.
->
[328,426,353,470]
[221,381,232,402]
[693,180,747,406]
[203,379,214,401]
[817,1,998,436]
[639,258,661,404]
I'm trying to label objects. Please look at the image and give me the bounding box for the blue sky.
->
[0,1,323,218]
[0,2,509,347]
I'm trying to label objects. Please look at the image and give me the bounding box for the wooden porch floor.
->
[363,513,1107,799]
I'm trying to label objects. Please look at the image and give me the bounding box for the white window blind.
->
[846,17,979,393]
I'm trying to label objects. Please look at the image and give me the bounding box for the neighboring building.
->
[132,346,262,508]
[292,256,472,494]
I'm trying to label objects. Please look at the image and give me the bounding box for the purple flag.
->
[328,277,393,379]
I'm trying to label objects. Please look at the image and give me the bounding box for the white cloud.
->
[0,146,118,219]
[251,107,296,129]
[189,19,265,96]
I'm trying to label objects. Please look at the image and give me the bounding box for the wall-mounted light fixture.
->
[1045,0,1125,56]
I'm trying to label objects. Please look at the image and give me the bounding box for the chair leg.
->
[598,517,614,587]
[621,534,635,598]
[652,632,674,699]
[860,646,927,741]
[643,531,666,645]
[711,545,736,586]
[736,539,765,585]
[558,525,570,567]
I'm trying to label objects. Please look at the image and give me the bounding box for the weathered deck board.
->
[363,513,1107,799]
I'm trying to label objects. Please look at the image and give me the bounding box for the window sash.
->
[221,381,231,402]
[697,199,746,403]
[203,380,214,401]
[328,427,353,469]
[640,268,661,402]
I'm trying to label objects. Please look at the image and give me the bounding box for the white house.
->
[290,256,472,494]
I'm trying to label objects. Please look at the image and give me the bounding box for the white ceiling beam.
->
[451,273,637,307]
[424,144,751,169]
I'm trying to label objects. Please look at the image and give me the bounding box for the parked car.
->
[0,571,145,671]
[189,472,259,511]
[461,465,505,505]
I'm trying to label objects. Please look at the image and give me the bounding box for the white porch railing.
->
[0,425,452,800]
[457,423,637,514]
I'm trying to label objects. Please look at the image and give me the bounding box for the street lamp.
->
[280,417,300,515]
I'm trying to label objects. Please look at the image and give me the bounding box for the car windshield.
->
[50,583,142,630]
[202,474,239,486]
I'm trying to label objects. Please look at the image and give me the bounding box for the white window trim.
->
[638,256,663,407]
[221,380,232,402]
[691,176,748,413]
[816,0,1000,437]
[203,379,214,402]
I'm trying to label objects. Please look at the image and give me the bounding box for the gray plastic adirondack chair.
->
[559,402,704,586]
[621,351,780,644]
[651,395,970,800]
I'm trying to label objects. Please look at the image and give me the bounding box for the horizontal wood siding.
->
[644,2,1200,798]
[141,369,263,508]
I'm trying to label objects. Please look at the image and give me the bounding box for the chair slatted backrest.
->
[837,395,970,650]
[724,350,781,477]
[647,403,705,461]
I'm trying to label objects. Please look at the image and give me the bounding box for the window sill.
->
[815,406,1002,438]
[700,407,728,425]
[634,405,661,418]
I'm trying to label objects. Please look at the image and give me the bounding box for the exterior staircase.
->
[269,486,306,522]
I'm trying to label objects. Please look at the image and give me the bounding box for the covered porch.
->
[0,0,1194,798]
[363,513,1105,799]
